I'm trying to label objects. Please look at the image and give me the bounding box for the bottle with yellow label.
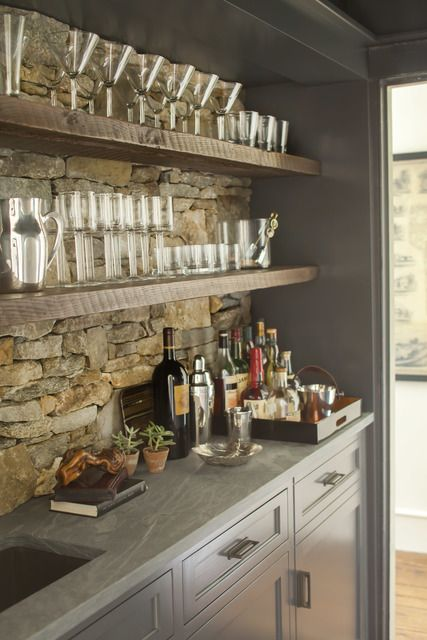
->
[230,327,249,403]
[152,327,190,459]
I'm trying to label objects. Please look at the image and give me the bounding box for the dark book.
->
[54,467,128,504]
[50,478,147,518]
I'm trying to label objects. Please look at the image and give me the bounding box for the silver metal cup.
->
[226,406,253,444]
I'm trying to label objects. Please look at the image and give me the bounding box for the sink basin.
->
[0,538,101,613]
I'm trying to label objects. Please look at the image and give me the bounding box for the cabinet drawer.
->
[182,490,288,623]
[294,440,360,532]
[72,571,173,640]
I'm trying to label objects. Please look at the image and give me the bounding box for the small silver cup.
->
[226,406,253,444]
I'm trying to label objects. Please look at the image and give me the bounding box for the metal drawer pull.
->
[225,537,260,560]
[296,571,311,609]
[323,471,346,486]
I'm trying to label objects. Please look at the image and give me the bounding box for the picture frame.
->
[392,152,427,380]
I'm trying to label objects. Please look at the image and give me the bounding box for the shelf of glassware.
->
[0,265,318,326]
[0,96,320,178]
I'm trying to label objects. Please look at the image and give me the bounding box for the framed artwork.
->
[392,153,427,379]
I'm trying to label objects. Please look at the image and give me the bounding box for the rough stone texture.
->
[34,456,62,496]
[0,320,55,340]
[0,337,13,365]
[109,364,154,389]
[135,333,165,356]
[2,376,69,402]
[0,151,65,179]
[212,306,250,330]
[0,177,51,200]
[164,298,211,330]
[28,433,69,470]
[0,437,17,450]
[110,307,150,324]
[86,326,108,369]
[175,209,208,244]
[62,331,88,355]
[54,382,112,415]
[71,370,101,386]
[103,354,142,373]
[0,400,42,422]
[14,335,63,360]
[51,405,98,434]
[0,444,37,515]
[181,326,216,349]
[66,157,132,187]
[53,178,114,195]
[107,323,147,344]
[53,313,114,334]
[209,295,223,314]
[40,395,57,415]
[131,166,162,183]
[42,355,86,378]
[0,361,42,386]
[0,418,52,439]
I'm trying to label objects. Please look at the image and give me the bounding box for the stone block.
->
[115,342,137,357]
[107,323,146,344]
[0,177,51,200]
[66,156,132,187]
[164,298,211,330]
[0,320,55,340]
[159,182,200,198]
[110,364,154,388]
[170,197,195,212]
[162,169,215,188]
[212,306,244,330]
[135,333,169,356]
[131,166,161,183]
[53,312,114,334]
[0,361,42,387]
[0,151,65,179]
[71,370,101,386]
[0,337,13,365]
[0,444,37,515]
[2,376,69,402]
[51,405,98,434]
[62,331,88,355]
[53,178,114,194]
[27,433,69,470]
[150,303,166,319]
[42,355,86,378]
[191,198,217,210]
[209,295,223,314]
[110,307,150,324]
[0,400,42,422]
[14,335,63,360]
[0,437,16,449]
[0,417,52,439]
[40,395,57,415]
[86,326,108,369]
[103,354,142,372]
[54,382,112,415]
[34,457,62,496]
[174,209,208,244]
[180,326,216,349]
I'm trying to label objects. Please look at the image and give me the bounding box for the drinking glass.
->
[95,193,117,281]
[77,60,103,115]
[0,13,26,96]
[114,74,138,122]
[156,62,195,130]
[210,80,242,140]
[57,191,97,285]
[258,115,277,151]
[226,112,240,143]
[97,41,134,117]
[133,194,150,276]
[146,196,174,275]
[125,53,165,125]
[239,111,259,146]
[186,71,219,135]
[49,28,99,111]
[145,92,166,128]
[275,119,290,153]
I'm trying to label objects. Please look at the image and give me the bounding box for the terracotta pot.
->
[125,450,140,477]
[143,447,169,474]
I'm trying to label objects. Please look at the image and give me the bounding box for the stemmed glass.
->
[125,53,165,125]
[210,80,243,140]
[146,91,166,128]
[115,74,138,122]
[77,60,103,115]
[186,71,219,135]
[49,28,99,111]
[156,62,195,130]
[97,41,134,117]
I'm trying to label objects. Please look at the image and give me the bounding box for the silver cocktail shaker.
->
[190,355,214,446]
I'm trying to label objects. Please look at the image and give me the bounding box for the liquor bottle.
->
[213,331,238,417]
[273,368,293,419]
[152,327,190,459]
[279,350,301,419]
[265,328,279,389]
[243,325,255,364]
[254,319,267,367]
[280,350,297,386]
[230,327,249,402]
[241,347,274,419]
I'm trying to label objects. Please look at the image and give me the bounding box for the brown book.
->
[54,467,128,504]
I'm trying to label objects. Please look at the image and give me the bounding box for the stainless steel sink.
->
[0,537,102,613]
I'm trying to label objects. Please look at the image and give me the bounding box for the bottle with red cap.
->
[241,347,274,419]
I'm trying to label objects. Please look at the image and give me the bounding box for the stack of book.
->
[50,467,147,517]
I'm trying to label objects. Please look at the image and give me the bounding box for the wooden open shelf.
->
[0,266,318,326]
[0,97,320,178]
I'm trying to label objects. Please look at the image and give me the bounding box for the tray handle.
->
[295,365,341,395]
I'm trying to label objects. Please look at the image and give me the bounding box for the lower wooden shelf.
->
[0,265,319,326]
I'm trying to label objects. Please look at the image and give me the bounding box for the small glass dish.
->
[192,441,262,466]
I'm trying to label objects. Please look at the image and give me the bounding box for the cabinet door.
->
[295,489,363,640]
[189,552,291,640]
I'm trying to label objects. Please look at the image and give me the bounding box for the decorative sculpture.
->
[56,448,126,486]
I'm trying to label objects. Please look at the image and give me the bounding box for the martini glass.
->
[146,91,167,128]
[97,41,134,117]
[156,62,195,130]
[115,74,138,122]
[50,28,99,111]
[187,71,219,135]
[125,53,165,125]
[210,80,243,140]
[176,91,193,133]
[77,60,103,115]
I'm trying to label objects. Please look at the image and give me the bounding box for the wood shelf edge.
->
[0,266,319,326]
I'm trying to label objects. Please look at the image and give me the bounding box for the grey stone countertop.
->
[0,412,373,640]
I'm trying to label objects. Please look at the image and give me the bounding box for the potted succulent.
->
[141,421,175,474]
[112,424,144,476]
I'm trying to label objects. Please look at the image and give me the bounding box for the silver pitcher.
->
[0,198,63,292]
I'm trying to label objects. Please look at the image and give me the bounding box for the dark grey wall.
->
[247,80,374,408]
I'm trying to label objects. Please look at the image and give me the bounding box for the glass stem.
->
[84,234,95,282]
[217,114,225,140]
[194,109,201,136]
[139,96,146,124]
[181,118,188,133]
[70,77,78,111]
[50,89,57,108]
[155,233,165,275]
[88,99,95,115]
[127,106,133,123]
[139,232,149,275]
[127,230,138,278]
[74,232,86,284]
[154,113,161,128]
[112,232,122,279]
[169,101,176,131]
[106,86,113,118]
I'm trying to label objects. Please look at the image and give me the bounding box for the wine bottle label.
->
[224,375,239,410]
[174,383,190,416]
[243,398,276,420]
[235,373,249,401]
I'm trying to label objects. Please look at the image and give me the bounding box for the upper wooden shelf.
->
[0,266,318,326]
[0,97,320,178]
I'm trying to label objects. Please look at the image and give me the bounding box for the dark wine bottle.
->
[152,327,190,459]
[213,331,238,417]
[230,327,249,402]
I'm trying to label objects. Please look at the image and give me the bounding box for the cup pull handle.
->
[225,537,260,560]
[323,471,346,486]
[42,210,64,270]
[296,571,311,608]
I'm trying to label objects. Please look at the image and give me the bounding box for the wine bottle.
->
[241,347,274,419]
[265,328,279,389]
[279,350,300,419]
[255,319,268,368]
[213,331,238,417]
[152,327,190,459]
[243,325,255,364]
[230,327,249,402]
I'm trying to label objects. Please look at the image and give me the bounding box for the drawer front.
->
[72,571,173,640]
[294,440,360,532]
[183,490,288,623]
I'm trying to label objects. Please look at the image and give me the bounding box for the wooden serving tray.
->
[251,396,362,444]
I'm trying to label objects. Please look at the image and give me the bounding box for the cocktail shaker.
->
[190,355,214,446]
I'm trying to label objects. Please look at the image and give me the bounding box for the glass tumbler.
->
[239,111,259,147]
[0,13,26,96]
[258,115,277,151]
[275,120,289,153]
[226,112,240,144]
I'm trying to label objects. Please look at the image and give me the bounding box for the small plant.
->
[141,421,175,452]
[112,424,144,455]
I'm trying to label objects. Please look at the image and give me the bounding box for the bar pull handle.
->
[296,570,311,609]
[323,471,346,486]
[225,537,260,560]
